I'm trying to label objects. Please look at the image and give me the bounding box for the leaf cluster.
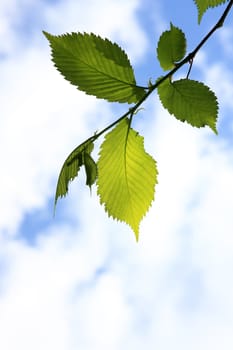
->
[44,0,232,240]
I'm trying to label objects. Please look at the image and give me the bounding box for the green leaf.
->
[157,23,186,71]
[43,31,145,104]
[97,118,158,240]
[158,78,218,133]
[55,140,96,207]
[193,0,229,23]
[84,152,98,189]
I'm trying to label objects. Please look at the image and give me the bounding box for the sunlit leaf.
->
[97,118,158,240]
[157,23,186,71]
[43,31,145,103]
[193,0,229,23]
[158,78,218,133]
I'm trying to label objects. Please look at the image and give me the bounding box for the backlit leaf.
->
[55,141,96,207]
[193,0,229,23]
[43,31,145,103]
[158,78,218,133]
[97,118,158,240]
[157,23,186,70]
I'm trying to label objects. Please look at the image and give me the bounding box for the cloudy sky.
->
[1,0,233,349]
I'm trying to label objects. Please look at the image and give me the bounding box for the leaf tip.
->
[129,222,140,241]
[42,30,51,40]
[134,229,140,242]
[53,201,57,218]
[212,125,218,135]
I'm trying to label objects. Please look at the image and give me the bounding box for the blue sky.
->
[1,0,233,349]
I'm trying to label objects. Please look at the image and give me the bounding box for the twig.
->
[68,0,233,162]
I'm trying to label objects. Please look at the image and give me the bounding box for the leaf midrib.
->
[60,43,138,89]
[122,121,138,224]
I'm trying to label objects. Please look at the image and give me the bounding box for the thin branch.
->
[68,0,233,162]
[189,0,233,59]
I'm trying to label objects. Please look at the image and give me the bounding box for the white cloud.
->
[203,62,233,111]
[44,0,148,63]
[2,101,233,349]
[0,0,148,234]
[218,26,233,56]
[0,0,153,349]
[1,1,233,349]
[0,47,109,233]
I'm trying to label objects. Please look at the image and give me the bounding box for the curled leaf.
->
[55,141,96,208]
[84,152,98,189]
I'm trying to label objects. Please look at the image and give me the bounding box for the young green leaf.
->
[194,0,229,23]
[157,23,186,71]
[157,78,218,133]
[97,118,158,241]
[43,31,145,104]
[55,141,95,207]
[84,152,98,189]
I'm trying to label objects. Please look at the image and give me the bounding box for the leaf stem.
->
[186,58,193,79]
